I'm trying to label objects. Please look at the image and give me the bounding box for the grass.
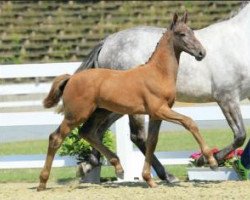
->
[0,140,48,155]
[0,165,187,184]
[2,127,249,155]
[156,128,235,151]
[0,167,76,183]
[0,166,117,183]
[0,127,249,183]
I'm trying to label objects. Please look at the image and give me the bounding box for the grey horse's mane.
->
[145,31,166,65]
[227,1,249,20]
[198,2,249,28]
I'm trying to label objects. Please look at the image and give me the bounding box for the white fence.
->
[1,63,250,181]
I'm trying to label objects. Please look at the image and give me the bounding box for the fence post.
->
[115,115,144,181]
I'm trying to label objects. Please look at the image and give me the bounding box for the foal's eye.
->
[179,33,186,37]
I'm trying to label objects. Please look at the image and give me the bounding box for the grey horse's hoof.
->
[166,174,180,184]
[116,170,124,179]
[196,155,220,170]
[77,162,93,178]
[196,155,207,167]
[89,154,100,166]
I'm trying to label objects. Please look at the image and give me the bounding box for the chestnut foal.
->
[38,12,217,190]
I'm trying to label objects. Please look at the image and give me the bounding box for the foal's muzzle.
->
[195,49,206,61]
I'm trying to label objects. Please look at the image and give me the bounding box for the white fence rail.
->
[2,105,250,127]
[0,62,81,96]
[0,155,77,169]
[1,63,250,181]
[1,62,81,79]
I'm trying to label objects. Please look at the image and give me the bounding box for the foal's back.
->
[63,65,170,115]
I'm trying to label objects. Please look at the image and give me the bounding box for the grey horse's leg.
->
[197,98,246,166]
[129,115,179,183]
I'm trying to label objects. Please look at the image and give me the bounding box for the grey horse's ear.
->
[181,11,188,24]
[169,13,178,30]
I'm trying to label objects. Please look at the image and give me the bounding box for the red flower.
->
[190,152,202,159]
[225,148,243,160]
[190,147,243,163]
[211,147,219,154]
[190,147,244,167]
[190,147,219,160]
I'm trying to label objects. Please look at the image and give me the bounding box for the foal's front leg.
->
[129,115,178,183]
[142,118,160,187]
[155,105,218,169]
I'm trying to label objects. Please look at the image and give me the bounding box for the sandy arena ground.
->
[1,180,250,200]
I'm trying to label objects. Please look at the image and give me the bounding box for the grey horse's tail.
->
[75,40,104,73]
[55,40,105,114]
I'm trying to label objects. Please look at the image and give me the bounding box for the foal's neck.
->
[147,31,181,80]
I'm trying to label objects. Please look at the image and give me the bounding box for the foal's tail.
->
[43,74,71,108]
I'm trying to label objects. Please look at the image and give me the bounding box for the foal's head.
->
[169,12,206,61]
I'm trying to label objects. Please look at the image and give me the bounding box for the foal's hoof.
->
[209,161,219,171]
[148,180,158,188]
[210,164,218,171]
[37,184,46,192]
[166,174,180,184]
[208,156,219,171]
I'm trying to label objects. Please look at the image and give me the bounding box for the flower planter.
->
[187,167,239,181]
[77,162,101,184]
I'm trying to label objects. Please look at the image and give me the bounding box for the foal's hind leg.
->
[90,112,123,165]
[78,110,124,177]
[80,109,114,166]
[37,119,75,191]
[79,124,124,179]
[155,105,218,169]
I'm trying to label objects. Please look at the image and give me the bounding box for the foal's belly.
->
[98,100,146,115]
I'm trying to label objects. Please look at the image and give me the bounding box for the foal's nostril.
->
[195,49,206,61]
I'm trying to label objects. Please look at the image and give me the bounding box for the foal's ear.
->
[169,13,178,30]
[181,11,188,24]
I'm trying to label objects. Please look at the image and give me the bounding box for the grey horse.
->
[76,3,250,183]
